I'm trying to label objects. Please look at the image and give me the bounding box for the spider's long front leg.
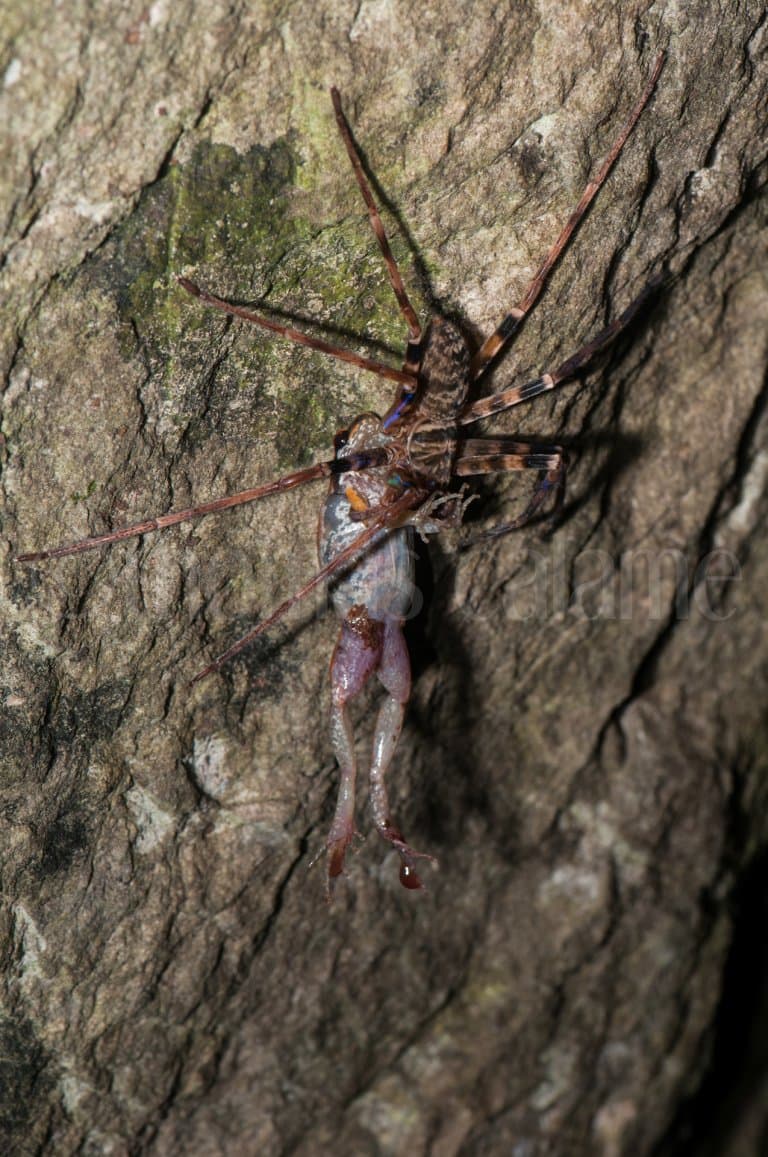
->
[470,51,664,378]
[330,86,423,372]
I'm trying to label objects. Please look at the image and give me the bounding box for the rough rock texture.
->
[1,2,767,1154]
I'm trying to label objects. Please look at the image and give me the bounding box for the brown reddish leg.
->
[177,278,414,389]
[14,445,396,566]
[15,462,342,563]
[330,87,422,361]
[471,51,664,379]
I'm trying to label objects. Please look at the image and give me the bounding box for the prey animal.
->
[17,55,664,892]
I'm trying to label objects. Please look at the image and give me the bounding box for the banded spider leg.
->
[454,270,664,540]
[16,54,664,892]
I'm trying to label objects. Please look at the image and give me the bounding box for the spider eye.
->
[334,427,350,453]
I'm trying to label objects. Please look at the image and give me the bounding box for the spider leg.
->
[454,437,562,476]
[471,51,664,379]
[472,464,566,542]
[452,439,566,542]
[177,278,415,388]
[15,463,339,563]
[330,87,422,367]
[459,272,663,425]
[15,450,390,564]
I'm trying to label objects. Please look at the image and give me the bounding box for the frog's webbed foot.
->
[379,823,438,890]
[326,822,363,884]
